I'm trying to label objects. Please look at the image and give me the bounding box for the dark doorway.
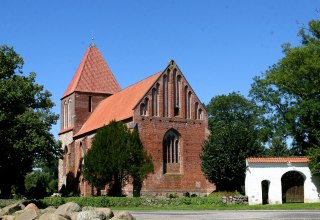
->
[281,171,305,203]
[261,180,270,205]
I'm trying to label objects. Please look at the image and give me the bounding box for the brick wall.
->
[73,92,110,134]
[131,64,214,196]
[59,62,215,196]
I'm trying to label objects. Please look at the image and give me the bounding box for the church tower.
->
[58,45,121,189]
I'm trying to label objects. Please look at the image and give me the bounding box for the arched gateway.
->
[281,171,305,203]
[245,157,320,205]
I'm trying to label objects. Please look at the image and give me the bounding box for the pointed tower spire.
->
[62,46,121,99]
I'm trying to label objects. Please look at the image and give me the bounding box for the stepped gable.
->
[62,45,121,99]
[75,71,162,137]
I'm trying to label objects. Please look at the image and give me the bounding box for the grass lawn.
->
[2,198,320,211]
[113,203,320,211]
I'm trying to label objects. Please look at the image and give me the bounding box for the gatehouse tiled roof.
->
[247,157,309,163]
[75,71,162,137]
[62,46,121,99]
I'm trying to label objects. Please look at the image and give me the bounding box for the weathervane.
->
[90,34,95,47]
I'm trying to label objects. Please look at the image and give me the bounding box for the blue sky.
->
[1,0,319,137]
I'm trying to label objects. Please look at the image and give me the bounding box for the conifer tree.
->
[82,121,153,196]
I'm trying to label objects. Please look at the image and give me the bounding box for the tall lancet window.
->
[140,97,149,116]
[198,108,203,120]
[152,84,159,116]
[195,102,199,119]
[187,91,192,119]
[88,96,92,112]
[184,86,188,118]
[163,74,168,117]
[64,101,68,128]
[68,99,72,126]
[173,69,181,116]
[176,75,181,107]
[163,129,180,174]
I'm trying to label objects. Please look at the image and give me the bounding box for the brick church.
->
[58,45,214,196]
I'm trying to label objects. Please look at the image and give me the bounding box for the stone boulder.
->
[16,208,39,220]
[111,211,135,220]
[55,202,81,218]
[38,212,69,220]
[41,206,57,214]
[24,203,40,213]
[1,215,15,220]
[80,206,113,220]
[77,210,105,220]
[95,208,113,219]
[0,202,24,216]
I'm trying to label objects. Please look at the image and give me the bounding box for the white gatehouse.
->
[245,157,320,205]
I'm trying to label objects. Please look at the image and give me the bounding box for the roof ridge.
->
[116,71,162,94]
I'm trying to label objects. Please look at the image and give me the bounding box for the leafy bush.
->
[41,196,225,208]
[25,170,49,199]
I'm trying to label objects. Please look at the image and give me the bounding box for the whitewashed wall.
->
[245,161,320,205]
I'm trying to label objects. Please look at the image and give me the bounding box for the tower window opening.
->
[88,96,92,112]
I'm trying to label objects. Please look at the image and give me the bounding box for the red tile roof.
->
[247,157,309,163]
[58,127,74,135]
[75,71,162,137]
[62,46,121,99]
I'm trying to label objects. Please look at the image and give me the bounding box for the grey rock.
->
[41,206,57,214]
[77,210,105,220]
[38,212,69,220]
[55,202,81,218]
[16,208,39,220]
[24,203,40,213]
[95,208,113,219]
[69,212,79,220]
[81,206,95,211]
[111,211,135,220]
[2,215,15,220]
[0,203,24,216]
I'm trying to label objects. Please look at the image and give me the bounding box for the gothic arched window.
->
[64,101,68,128]
[140,103,146,116]
[187,91,192,119]
[163,129,180,174]
[195,102,199,119]
[184,86,188,118]
[176,75,181,107]
[173,69,181,116]
[163,74,168,117]
[68,99,72,126]
[140,97,149,116]
[198,108,203,120]
[152,84,159,116]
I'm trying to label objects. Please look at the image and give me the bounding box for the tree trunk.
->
[133,179,142,197]
[108,174,122,196]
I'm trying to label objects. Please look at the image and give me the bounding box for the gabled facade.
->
[58,45,214,196]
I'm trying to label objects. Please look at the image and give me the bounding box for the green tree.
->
[82,121,153,196]
[128,130,154,197]
[0,45,61,198]
[25,164,58,199]
[200,92,264,191]
[250,19,320,155]
[25,170,49,199]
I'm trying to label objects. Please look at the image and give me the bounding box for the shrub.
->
[41,196,225,208]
